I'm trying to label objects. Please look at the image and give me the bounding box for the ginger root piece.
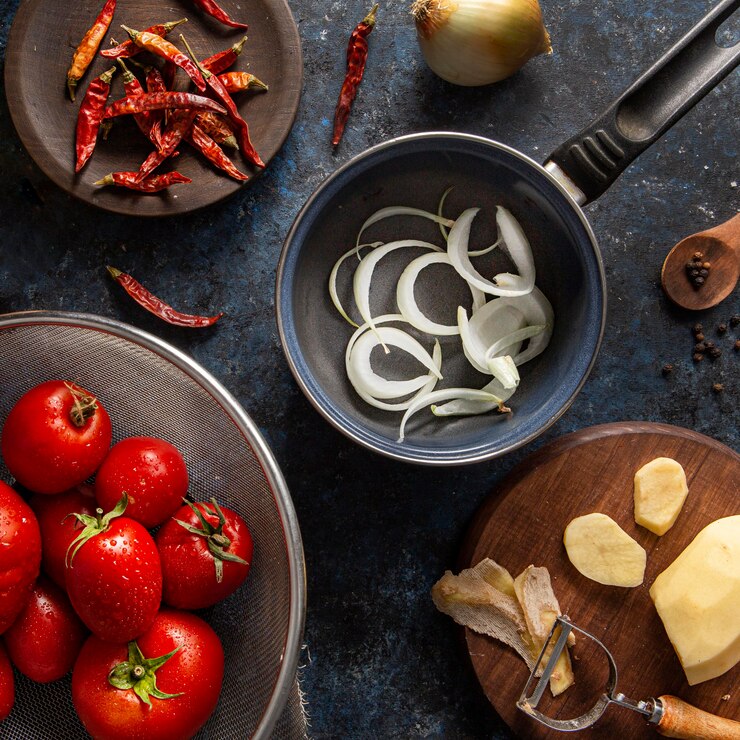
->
[634,457,689,535]
[564,513,646,587]
[431,560,535,670]
[514,565,575,696]
[432,558,575,697]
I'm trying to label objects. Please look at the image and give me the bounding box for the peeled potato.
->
[564,513,646,587]
[634,457,689,535]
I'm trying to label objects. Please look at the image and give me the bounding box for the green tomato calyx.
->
[174,498,248,584]
[108,640,183,706]
[64,492,129,568]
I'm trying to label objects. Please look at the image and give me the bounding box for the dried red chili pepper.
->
[137,108,198,181]
[116,59,157,140]
[67,0,117,101]
[202,35,248,75]
[103,91,226,118]
[106,267,224,327]
[218,71,268,93]
[192,0,248,30]
[332,4,378,147]
[121,25,206,91]
[75,66,117,173]
[180,34,264,168]
[162,60,178,90]
[196,111,239,149]
[185,123,248,181]
[95,171,192,192]
[101,18,187,59]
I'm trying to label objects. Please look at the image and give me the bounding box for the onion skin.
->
[412,0,552,86]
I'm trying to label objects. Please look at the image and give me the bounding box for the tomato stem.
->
[64,381,99,427]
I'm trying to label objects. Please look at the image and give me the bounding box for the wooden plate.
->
[459,421,739,739]
[4,0,302,216]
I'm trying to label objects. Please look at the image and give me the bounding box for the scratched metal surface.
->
[0,0,738,737]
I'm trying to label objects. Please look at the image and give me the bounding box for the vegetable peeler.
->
[517,616,740,739]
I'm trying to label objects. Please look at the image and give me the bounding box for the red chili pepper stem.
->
[178,34,211,80]
[102,19,189,59]
[116,58,134,82]
[201,35,248,75]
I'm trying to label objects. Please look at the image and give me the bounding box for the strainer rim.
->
[0,309,306,740]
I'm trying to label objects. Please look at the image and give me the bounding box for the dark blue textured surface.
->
[1,0,738,737]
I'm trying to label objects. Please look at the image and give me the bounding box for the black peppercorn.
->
[695,277,704,285]
[694,343,705,353]
[708,347,722,359]
[693,353,704,362]
[718,323,727,334]
[692,323,703,334]
[730,315,740,328]
[734,340,740,351]
[695,333,705,342]
[712,383,723,394]
[662,363,674,376]
[705,341,715,349]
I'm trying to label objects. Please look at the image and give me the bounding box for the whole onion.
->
[412,0,552,86]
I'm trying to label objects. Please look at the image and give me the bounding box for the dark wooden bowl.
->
[4,0,302,216]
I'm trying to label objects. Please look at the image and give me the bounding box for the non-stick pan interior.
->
[278,133,605,464]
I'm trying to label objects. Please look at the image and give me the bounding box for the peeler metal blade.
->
[516,616,656,732]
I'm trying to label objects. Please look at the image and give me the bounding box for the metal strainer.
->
[0,311,306,739]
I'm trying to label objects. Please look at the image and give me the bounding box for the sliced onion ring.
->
[346,325,442,400]
[356,206,454,248]
[458,304,526,374]
[447,208,533,297]
[329,241,383,326]
[485,355,519,390]
[432,376,516,416]
[398,388,508,442]
[397,252,485,336]
[353,239,443,350]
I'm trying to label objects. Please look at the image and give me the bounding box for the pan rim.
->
[276,131,607,466]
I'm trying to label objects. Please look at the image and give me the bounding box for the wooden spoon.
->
[661,213,740,310]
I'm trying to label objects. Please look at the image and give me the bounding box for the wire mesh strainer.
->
[0,311,306,739]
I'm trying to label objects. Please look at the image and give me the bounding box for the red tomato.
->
[1,380,112,495]
[72,608,224,740]
[0,481,41,634]
[157,499,253,609]
[4,576,87,682]
[30,485,97,590]
[0,642,14,721]
[66,496,162,643]
[95,437,189,528]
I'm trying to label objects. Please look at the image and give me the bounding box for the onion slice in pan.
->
[432,376,516,417]
[397,252,485,336]
[329,241,383,327]
[458,304,527,374]
[486,355,519,390]
[447,207,534,296]
[398,388,509,442]
[356,206,455,248]
[346,324,442,400]
[353,239,443,350]
[345,317,443,411]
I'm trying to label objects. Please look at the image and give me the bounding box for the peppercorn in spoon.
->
[661,213,740,310]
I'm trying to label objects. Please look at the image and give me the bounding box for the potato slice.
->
[564,513,646,587]
[634,457,689,535]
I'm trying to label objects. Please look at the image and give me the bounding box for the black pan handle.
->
[545,0,740,205]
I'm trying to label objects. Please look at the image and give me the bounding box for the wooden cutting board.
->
[459,422,739,739]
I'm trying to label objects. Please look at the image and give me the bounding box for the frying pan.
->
[276,0,739,465]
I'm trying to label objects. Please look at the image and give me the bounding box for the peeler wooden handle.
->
[656,695,740,739]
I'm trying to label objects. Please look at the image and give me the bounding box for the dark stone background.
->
[0,0,737,736]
